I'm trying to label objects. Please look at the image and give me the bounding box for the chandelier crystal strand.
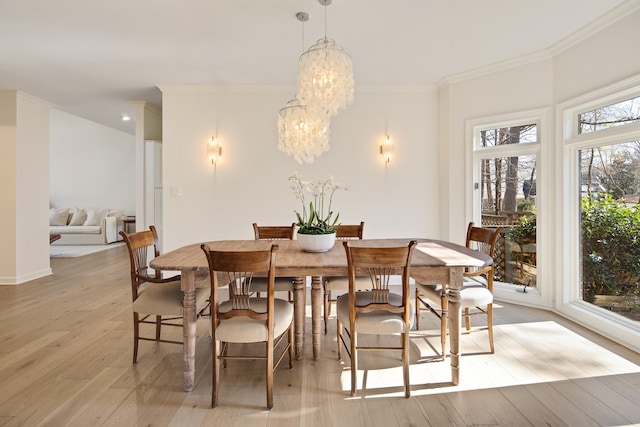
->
[277,98,331,164]
[297,37,354,119]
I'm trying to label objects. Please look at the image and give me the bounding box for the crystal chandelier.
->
[297,36,354,118]
[277,0,353,164]
[277,98,331,164]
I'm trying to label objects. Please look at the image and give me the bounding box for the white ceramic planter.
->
[296,232,337,253]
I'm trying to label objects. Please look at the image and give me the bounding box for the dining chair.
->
[322,222,368,334]
[252,223,297,301]
[201,243,294,409]
[415,222,502,359]
[337,240,417,397]
[120,226,210,364]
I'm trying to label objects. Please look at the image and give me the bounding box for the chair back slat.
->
[466,222,502,257]
[253,223,295,240]
[344,240,416,314]
[464,222,503,285]
[120,225,164,299]
[201,244,278,324]
[336,222,365,240]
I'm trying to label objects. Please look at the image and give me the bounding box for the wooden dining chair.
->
[415,222,502,359]
[337,240,417,397]
[120,226,210,363]
[252,223,297,301]
[322,222,368,334]
[201,243,294,409]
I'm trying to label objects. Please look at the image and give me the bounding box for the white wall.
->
[160,85,439,251]
[439,57,555,243]
[49,110,135,214]
[0,91,52,285]
[553,8,640,103]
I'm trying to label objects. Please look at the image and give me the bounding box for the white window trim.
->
[465,108,551,309]
[557,74,640,353]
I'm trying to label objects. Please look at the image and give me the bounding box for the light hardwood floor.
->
[1,245,639,426]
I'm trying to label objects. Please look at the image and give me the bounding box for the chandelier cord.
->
[323,3,327,39]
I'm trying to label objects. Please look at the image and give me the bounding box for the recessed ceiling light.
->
[121,115,132,121]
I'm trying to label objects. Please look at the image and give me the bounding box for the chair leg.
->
[350,329,357,396]
[414,289,420,330]
[288,322,294,369]
[323,287,330,334]
[464,307,471,331]
[402,331,410,398]
[155,315,161,341]
[487,303,494,353]
[266,341,274,409]
[222,342,229,369]
[212,339,220,408]
[336,319,342,359]
[132,312,140,364]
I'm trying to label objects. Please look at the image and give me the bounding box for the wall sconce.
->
[207,136,222,165]
[380,134,393,164]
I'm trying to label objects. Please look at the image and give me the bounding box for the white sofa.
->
[49,208,125,245]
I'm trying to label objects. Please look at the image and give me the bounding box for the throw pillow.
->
[83,208,109,226]
[49,208,70,226]
[68,208,87,226]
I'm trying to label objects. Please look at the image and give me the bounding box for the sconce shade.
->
[208,136,222,164]
[380,134,392,164]
[297,38,354,119]
[277,98,331,164]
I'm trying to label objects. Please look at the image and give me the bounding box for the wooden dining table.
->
[149,238,492,392]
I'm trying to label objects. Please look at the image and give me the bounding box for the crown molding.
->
[549,0,640,56]
[439,0,640,88]
[439,50,552,87]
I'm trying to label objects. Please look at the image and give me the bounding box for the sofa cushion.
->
[84,208,109,226]
[68,208,87,226]
[50,225,102,234]
[49,208,70,226]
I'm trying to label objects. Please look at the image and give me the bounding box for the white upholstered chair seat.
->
[217,298,294,343]
[133,281,210,316]
[323,276,370,292]
[336,291,414,335]
[458,284,493,307]
[250,277,296,294]
[415,281,492,309]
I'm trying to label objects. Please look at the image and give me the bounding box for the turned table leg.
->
[447,267,464,386]
[293,276,306,359]
[311,275,322,360]
[181,270,196,392]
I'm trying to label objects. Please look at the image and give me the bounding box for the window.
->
[562,76,640,332]
[470,113,543,293]
[578,141,640,322]
[578,96,640,134]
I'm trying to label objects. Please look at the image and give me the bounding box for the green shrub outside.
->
[507,211,536,246]
[581,194,640,304]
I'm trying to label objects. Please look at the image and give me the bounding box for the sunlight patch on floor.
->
[335,320,640,398]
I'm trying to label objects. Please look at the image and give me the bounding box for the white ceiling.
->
[0,0,632,134]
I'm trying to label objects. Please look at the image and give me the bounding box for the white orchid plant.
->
[289,173,349,235]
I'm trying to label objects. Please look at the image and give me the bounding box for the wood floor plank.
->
[572,376,640,425]
[497,385,568,427]
[444,390,500,426]
[525,382,601,426]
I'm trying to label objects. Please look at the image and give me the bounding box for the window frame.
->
[558,74,640,340]
[466,108,551,308]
